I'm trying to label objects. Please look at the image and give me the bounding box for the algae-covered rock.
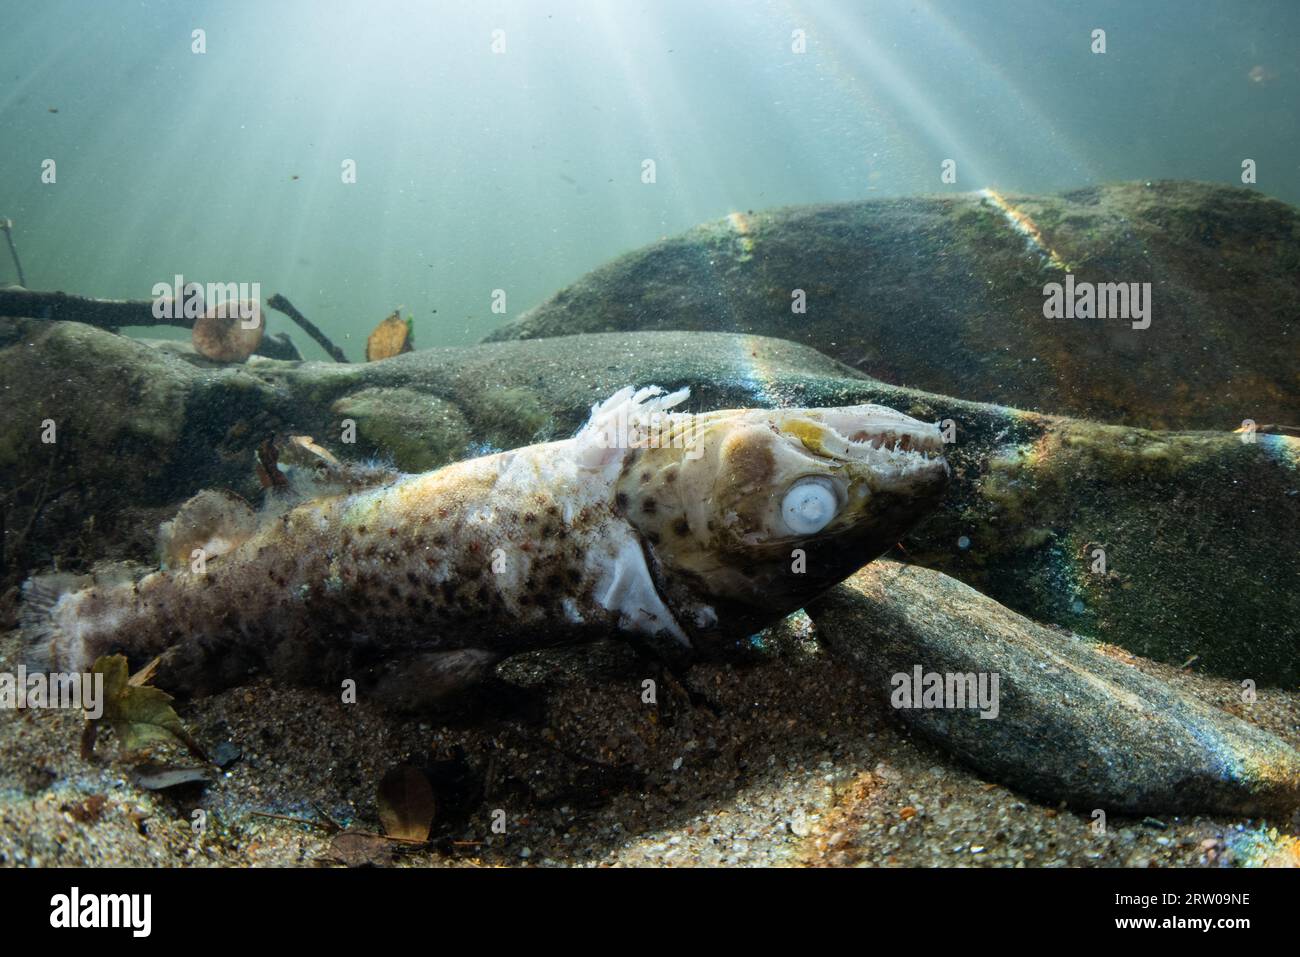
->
[806,561,1300,817]
[330,387,471,472]
[474,386,554,451]
[485,181,1300,431]
[0,319,197,582]
[0,318,193,471]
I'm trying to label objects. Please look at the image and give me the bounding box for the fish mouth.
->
[778,405,948,481]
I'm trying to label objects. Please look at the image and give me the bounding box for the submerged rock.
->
[1,321,1294,682]
[485,181,1300,431]
[330,387,471,472]
[807,561,1300,818]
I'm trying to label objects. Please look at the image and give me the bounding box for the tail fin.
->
[19,573,87,671]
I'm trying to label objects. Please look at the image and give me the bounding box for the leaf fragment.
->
[326,831,396,868]
[133,764,213,791]
[377,765,436,842]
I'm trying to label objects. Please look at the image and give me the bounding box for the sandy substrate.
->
[0,616,1296,868]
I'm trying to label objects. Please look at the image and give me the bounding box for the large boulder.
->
[485,181,1300,431]
[807,561,1300,817]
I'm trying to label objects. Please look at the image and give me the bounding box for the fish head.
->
[615,401,949,640]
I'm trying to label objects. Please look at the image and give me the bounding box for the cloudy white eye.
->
[781,478,840,535]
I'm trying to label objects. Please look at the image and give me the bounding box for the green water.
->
[1,0,1297,357]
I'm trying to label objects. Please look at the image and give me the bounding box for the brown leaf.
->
[326,832,395,868]
[377,765,436,842]
[365,311,413,361]
[63,794,107,823]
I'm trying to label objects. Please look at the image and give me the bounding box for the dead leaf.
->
[286,435,339,467]
[63,794,107,823]
[133,764,213,791]
[87,655,208,760]
[377,765,436,842]
[365,310,413,361]
[325,831,395,868]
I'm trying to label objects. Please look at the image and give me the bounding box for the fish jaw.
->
[615,401,949,640]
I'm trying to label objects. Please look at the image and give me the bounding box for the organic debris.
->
[376,765,436,842]
[62,793,107,823]
[325,831,397,868]
[255,438,289,490]
[191,300,264,363]
[0,217,25,287]
[265,293,349,362]
[365,309,414,361]
[253,771,437,867]
[132,764,213,792]
[81,655,207,761]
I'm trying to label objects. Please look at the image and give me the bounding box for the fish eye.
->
[781,478,840,535]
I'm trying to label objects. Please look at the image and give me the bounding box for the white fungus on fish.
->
[21,387,948,706]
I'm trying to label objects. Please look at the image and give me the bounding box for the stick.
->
[266,293,349,363]
[1,218,25,287]
[0,287,185,330]
[0,287,304,361]
[0,287,346,361]
[249,810,338,833]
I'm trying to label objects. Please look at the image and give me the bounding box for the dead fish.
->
[22,387,948,704]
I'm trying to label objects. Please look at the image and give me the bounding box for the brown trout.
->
[23,387,948,704]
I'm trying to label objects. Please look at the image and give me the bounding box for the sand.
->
[1,612,1296,868]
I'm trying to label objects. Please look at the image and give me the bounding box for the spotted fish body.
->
[23,387,948,702]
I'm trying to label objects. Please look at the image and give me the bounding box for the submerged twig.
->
[0,287,302,360]
[266,293,348,363]
[1,218,25,287]
[250,809,340,833]
[0,288,173,330]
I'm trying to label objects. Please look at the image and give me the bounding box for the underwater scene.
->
[0,0,1298,901]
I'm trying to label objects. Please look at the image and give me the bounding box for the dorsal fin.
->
[572,386,692,473]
